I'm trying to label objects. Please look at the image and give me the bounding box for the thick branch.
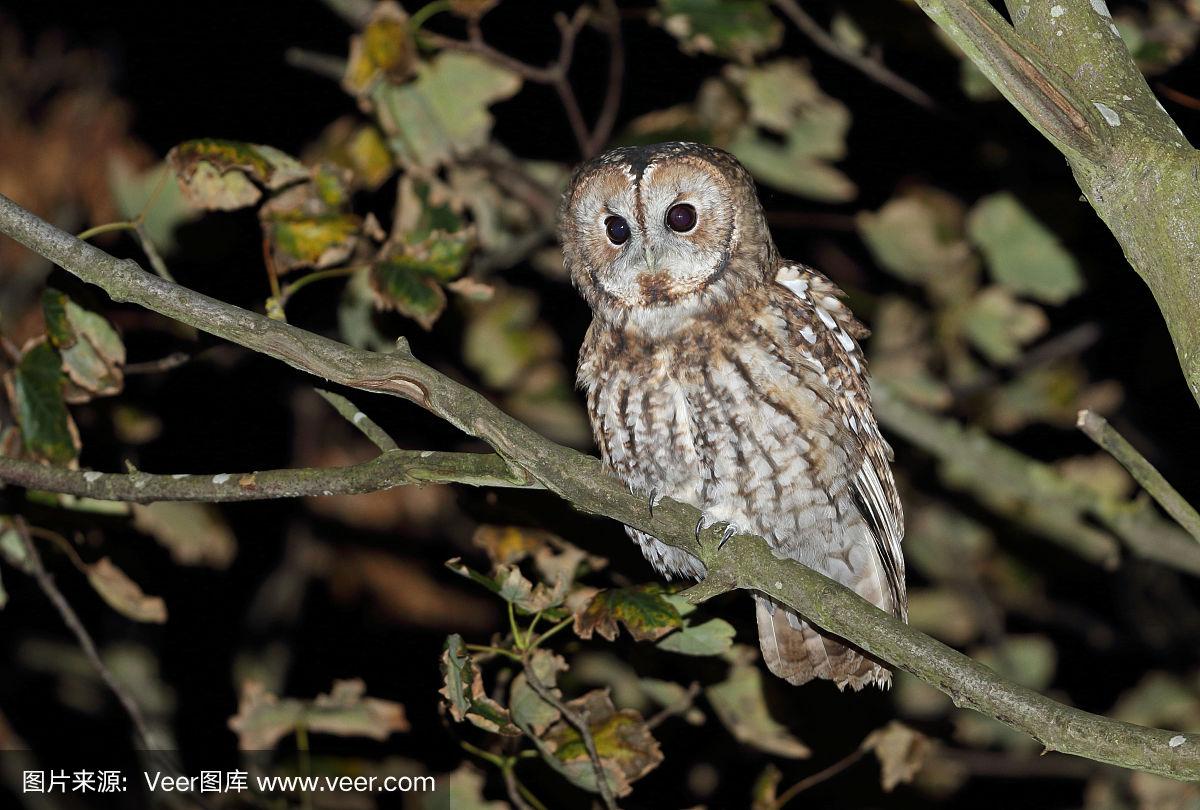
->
[913,0,1200,408]
[699,532,1199,781]
[2,192,1199,780]
[0,451,536,504]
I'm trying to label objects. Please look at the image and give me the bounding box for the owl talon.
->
[719,523,738,550]
[647,488,661,517]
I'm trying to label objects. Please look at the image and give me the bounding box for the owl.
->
[560,142,906,690]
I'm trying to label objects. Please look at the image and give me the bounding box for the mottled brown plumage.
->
[561,142,906,690]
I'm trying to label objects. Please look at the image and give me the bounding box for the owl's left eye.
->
[605,215,630,245]
[666,203,697,233]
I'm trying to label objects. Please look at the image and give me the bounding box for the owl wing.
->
[775,264,907,620]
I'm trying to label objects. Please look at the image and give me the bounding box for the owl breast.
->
[581,280,868,587]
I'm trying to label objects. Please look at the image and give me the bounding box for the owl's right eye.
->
[605,215,630,246]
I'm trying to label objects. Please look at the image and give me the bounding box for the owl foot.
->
[694,513,739,550]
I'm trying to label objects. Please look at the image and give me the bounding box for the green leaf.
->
[107,157,194,253]
[167,139,308,211]
[417,765,507,810]
[706,651,810,759]
[539,690,664,798]
[725,60,855,202]
[574,584,683,642]
[85,557,167,624]
[229,678,408,750]
[463,288,561,389]
[438,635,521,736]
[858,190,974,284]
[963,287,1049,365]
[906,588,980,646]
[373,52,521,169]
[657,618,736,656]
[9,341,77,464]
[43,290,126,401]
[510,649,567,736]
[657,0,783,63]
[967,192,1083,304]
[369,257,448,330]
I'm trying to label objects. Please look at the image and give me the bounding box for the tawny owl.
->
[560,142,906,690]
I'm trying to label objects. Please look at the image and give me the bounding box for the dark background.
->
[2,1,1200,808]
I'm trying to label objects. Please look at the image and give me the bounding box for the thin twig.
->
[773,748,867,808]
[644,681,701,730]
[132,223,175,283]
[587,0,625,156]
[1077,409,1200,544]
[124,351,191,375]
[423,7,596,157]
[285,47,348,82]
[502,766,536,810]
[771,0,936,110]
[13,517,155,749]
[521,658,618,810]
[316,0,373,28]
[315,388,399,452]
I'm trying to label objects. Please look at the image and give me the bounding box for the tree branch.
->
[13,517,156,749]
[1077,409,1200,544]
[2,192,1199,780]
[874,384,1200,577]
[913,0,1200,408]
[772,0,937,111]
[0,451,538,504]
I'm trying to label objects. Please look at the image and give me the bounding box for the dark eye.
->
[605,215,630,245]
[666,203,697,233]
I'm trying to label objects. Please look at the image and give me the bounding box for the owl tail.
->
[754,595,891,691]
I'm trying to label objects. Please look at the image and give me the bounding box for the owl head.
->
[559,142,778,336]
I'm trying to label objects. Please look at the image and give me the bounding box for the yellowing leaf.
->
[85,557,167,624]
[343,1,415,97]
[574,584,683,642]
[439,634,521,736]
[264,212,361,274]
[657,0,783,63]
[313,118,395,191]
[862,721,932,792]
[228,678,408,750]
[131,502,237,569]
[967,192,1083,304]
[167,139,308,211]
[540,690,664,798]
[43,289,126,401]
[706,651,810,759]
